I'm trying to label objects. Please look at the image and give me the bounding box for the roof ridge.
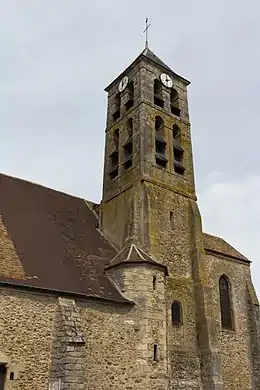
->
[0,172,97,203]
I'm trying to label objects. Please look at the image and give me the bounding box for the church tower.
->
[100,46,225,389]
[101,47,195,252]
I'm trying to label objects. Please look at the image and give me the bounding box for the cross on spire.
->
[143,17,151,49]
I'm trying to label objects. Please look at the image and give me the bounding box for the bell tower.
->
[100,47,196,252]
[100,47,224,389]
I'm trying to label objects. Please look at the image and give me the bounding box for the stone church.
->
[0,45,260,390]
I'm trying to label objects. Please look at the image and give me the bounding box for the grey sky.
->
[1,1,260,294]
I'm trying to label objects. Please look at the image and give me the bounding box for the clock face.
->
[118,76,128,92]
[160,73,173,88]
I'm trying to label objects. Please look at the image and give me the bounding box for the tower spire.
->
[143,17,151,49]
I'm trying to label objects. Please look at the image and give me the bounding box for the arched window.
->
[219,275,233,329]
[123,118,133,169]
[155,116,164,131]
[154,79,164,108]
[170,88,181,116]
[113,129,119,148]
[109,129,119,179]
[172,300,182,326]
[126,118,133,138]
[154,116,167,168]
[113,93,121,121]
[125,81,134,110]
[172,124,184,175]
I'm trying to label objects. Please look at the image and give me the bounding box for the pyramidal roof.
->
[105,47,190,91]
[141,47,174,73]
[106,244,168,275]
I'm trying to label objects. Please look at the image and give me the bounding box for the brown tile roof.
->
[202,232,249,262]
[0,173,128,302]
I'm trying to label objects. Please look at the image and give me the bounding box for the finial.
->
[143,17,151,49]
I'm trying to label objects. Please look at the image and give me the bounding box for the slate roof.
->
[0,173,127,302]
[107,244,168,275]
[202,232,249,262]
[105,47,190,91]
[0,173,250,301]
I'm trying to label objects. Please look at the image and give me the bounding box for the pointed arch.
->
[219,274,233,329]
[171,300,182,326]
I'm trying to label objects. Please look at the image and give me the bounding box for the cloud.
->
[0,1,260,294]
[199,173,260,296]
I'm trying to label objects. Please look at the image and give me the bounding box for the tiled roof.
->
[107,244,168,275]
[0,173,128,302]
[202,232,249,262]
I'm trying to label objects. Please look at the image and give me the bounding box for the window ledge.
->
[221,328,236,334]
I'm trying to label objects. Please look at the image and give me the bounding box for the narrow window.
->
[173,124,184,175]
[153,276,157,290]
[126,118,133,138]
[155,116,167,168]
[170,88,181,116]
[153,344,159,361]
[125,81,134,110]
[219,275,233,330]
[172,300,182,326]
[170,211,174,229]
[154,79,164,108]
[123,118,133,169]
[9,372,14,380]
[109,129,119,179]
[0,365,6,390]
[112,93,121,121]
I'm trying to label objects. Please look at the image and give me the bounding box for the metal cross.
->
[143,17,151,49]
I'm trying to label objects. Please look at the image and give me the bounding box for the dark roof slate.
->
[202,232,249,262]
[105,47,190,91]
[0,173,128,302]
[107,244,168,275]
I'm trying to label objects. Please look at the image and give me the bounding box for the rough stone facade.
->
[0,47,260,390]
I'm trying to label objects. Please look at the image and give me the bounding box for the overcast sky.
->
[1,1,260,295]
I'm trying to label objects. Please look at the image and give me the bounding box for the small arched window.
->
[113,93,121,121]
[171,300,182,326]
[170,88,181,116]
[155,116,164,132]
[172,124,184,175]
[219,275,233,330]
[154,79,164,108]
[124,119,133,170]
[125,81,134,110]
[154,116,167,168]
[113,129,119,148]
[126,118,133,138]
[109,129,119,179]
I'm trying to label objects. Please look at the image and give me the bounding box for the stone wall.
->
[0,288,56,390]
[204,252,254,389]
[0,271,168,390]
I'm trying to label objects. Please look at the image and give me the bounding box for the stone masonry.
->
[0,46,260,390]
